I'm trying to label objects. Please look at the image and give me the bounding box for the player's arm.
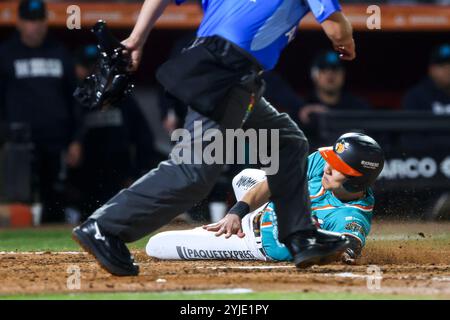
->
[203,169,270,239]
[240,180,271,212]
[202,183,270,239]
[320,11,355,61]
[122,0,172,71]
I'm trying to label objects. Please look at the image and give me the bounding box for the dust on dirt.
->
[0,221,449,297]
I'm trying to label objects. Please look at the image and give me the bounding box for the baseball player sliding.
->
[147,133,384,264]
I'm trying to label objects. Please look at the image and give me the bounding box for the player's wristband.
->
[228,201,250,219]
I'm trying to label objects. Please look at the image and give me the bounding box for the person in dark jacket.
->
[0,0,82,223]
[400,43,450,220]
[401,43,450,151]
[403,43,450,114]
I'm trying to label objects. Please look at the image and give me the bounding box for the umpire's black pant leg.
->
[90,86,251,243]
[243,97,315,242]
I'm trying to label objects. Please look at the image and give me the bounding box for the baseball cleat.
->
[72,219,139,276]
[285,229,350,269]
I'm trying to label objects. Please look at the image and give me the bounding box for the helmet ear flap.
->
[343,176,368,193]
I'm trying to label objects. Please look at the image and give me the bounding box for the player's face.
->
[315,68,345,93]
[322,163,348,190]
[429,63,450,90]
[17,18,48,48]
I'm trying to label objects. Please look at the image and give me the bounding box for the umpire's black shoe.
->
[72,219,139,276]
[285,229,350,269]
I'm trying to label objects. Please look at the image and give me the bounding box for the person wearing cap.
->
[400,44,450,217]
[299,50,371,125]
[402,43,450,114]
[296,50,371,150]
[71,45,164,221]
[0,0,82,223]
[400,43,450,153]
[146,132,384,265]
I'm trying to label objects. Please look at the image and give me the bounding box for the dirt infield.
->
[0,221,449,298]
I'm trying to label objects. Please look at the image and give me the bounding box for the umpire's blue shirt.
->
[175,0,341,70]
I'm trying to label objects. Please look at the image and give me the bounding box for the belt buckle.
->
[193,37,206,47]
[183,38,204,52]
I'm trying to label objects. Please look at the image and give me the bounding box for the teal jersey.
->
[261,151,374,261]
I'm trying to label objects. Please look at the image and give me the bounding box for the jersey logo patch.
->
[344,222,366,237]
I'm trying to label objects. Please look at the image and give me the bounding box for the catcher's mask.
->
[73,20,133,109]
[319,132,384,192]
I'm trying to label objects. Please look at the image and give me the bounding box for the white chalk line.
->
[0,251,86,255]
[196,268,372,280]
[196,265,295,270]
[321,272,368,279]
[195,268,450,281]
[173,288,254,295]
[432,276,450,282]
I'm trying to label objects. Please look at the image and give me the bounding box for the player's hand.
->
[334,38,356,61]
[121,36,143,72]
[202,213,246,239]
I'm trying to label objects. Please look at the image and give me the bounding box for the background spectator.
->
[400,43,450,153]
[0,0,81,223]
[298,50,371,149]
[402,43,450,115]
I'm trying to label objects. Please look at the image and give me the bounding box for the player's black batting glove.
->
[341,236,363,265]
[73,20,134,110]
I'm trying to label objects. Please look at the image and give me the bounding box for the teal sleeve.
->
[260,203,293,261]
[307,151,326,180]
[320,209,372,247]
